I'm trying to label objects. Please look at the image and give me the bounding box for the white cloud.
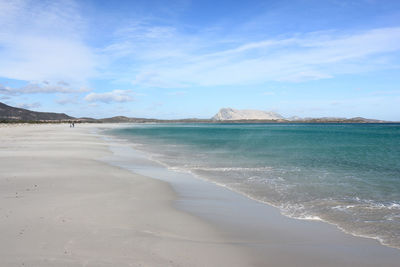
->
[84,90,134,103]
[0,82,89,95]
[1,1,400,96]
[104,25,400,87]
[0,0,96,83]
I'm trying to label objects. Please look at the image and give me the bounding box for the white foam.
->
[191,166,273,172]
[332,205,356,212]
[388,203,400,210]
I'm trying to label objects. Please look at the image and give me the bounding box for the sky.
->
[0,0,400,120]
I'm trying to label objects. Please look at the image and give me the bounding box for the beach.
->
[0,124,250,266]
[1,123,400,266]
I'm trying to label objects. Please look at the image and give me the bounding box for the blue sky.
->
[0,0,400,120]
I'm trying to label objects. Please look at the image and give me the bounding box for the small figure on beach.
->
[72,122,75,128]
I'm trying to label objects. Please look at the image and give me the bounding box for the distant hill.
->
[285,116,387,123]
[211,107,389,123]
[212,108,284,121]
[0,102,391,124]
[0,102,74,121]
[97,116,211,123]
[98,116,159,123]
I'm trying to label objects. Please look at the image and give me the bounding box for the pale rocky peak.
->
[212,108,283,121]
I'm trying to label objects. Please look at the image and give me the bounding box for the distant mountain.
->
[0,102,74,121]
[0,102,390,124]
[211,107,389,123]
[212,108,284,121]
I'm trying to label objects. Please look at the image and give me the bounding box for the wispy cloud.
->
[0,82,89,95]
[84,90,134,103]
[0,0,96,83]
[103,24,400,87]
[2,1,399,91]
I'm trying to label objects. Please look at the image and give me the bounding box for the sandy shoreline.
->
[1,123,400,266]
[0,124,250,266]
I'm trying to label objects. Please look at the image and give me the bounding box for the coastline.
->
[99,123,400,266]
[1,123,399,266]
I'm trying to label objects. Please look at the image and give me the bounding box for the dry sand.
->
[0,124,250,266]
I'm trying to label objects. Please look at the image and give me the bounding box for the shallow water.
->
[110,123,400,249]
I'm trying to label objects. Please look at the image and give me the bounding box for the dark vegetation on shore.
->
[0,101,393,124]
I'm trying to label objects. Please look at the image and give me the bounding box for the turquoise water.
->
[111,123,400,249]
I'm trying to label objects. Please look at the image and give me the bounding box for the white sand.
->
[0,124,250,266]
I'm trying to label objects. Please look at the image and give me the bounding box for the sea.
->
[109,123,400,249]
